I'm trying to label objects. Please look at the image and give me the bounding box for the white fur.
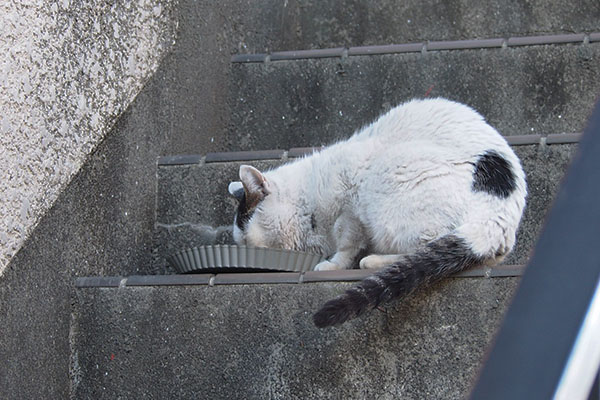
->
[231,98,527,270]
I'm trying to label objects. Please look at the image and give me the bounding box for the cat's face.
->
[229,165,305,250]
[229,165,326,253]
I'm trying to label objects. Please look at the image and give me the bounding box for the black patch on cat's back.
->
[472,150,517,198]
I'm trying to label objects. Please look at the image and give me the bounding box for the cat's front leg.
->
[314,212,366,271]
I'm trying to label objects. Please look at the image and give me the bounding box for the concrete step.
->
[234,0,600,52]
[152,139,577,274]
[71,272,518,399]
[226,41,600,151]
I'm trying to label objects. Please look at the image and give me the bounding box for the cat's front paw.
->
[359,255,388,269]
[314,260,342,271]
[359,254,406,269]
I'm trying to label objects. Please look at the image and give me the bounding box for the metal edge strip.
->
[158,155,204,166]
[231,32,598,63]
[546,133,582,144]
[204,150,285,163]
[75,277,123,288]
[158,135,580,166]
[75,264,524,287]
[270,47,345,61]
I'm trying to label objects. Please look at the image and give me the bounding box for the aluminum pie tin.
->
[168,245,326,274]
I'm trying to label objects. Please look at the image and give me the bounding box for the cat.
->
[227,98,527,328]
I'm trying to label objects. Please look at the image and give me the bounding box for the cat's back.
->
[355,98,507,154]
[346,98,525,200]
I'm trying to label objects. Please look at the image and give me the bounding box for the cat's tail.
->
[313,234,486,328]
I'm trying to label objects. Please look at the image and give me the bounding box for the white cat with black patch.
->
[228,98,526,328]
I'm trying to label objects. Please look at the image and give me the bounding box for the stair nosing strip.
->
[505,134,542,145]
[270,47,345,61]
[158,155,204,166]
[75,265,525,287]
[75,277,123,288]
[231,32,599,63]
[204,149,285,163]
[546,133,582,144]
[213,272,301,285]
[427,38,504,51]
[348,43,424,56]
[126,274,213,286]
[159,134,579,165]
[507,33,586,47]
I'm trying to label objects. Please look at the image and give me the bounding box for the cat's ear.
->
[239,165,270,204]
[228,181,244,201]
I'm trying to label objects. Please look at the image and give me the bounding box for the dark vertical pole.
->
[589,373,599,400]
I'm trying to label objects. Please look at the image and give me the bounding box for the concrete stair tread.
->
[227,42,600,151]
[71,274,519,399]
[75,264,526,288]
[232,1,600,52]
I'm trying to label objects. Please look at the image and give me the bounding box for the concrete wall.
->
[0,1,253,397]
[0,0,176,274]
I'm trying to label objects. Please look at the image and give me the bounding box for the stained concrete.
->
[0,72,171,400]
[230,0,600,51]
[228,44,600,150]
[72,277,518,399]
[157,160,282,226]
[0,0,177,274]
[153,160,281,273]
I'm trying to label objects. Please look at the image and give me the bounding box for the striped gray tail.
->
[313,235,484,328]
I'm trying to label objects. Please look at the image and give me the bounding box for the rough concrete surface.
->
[229,44,600,150]
[0,0,177,274]
[229,0,600,52]
[0,74,173,400]
[158,160,282,227]
[72,277,518,399]
[154,160,281,273]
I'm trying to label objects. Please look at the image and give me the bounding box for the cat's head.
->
[228,165,314,251]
